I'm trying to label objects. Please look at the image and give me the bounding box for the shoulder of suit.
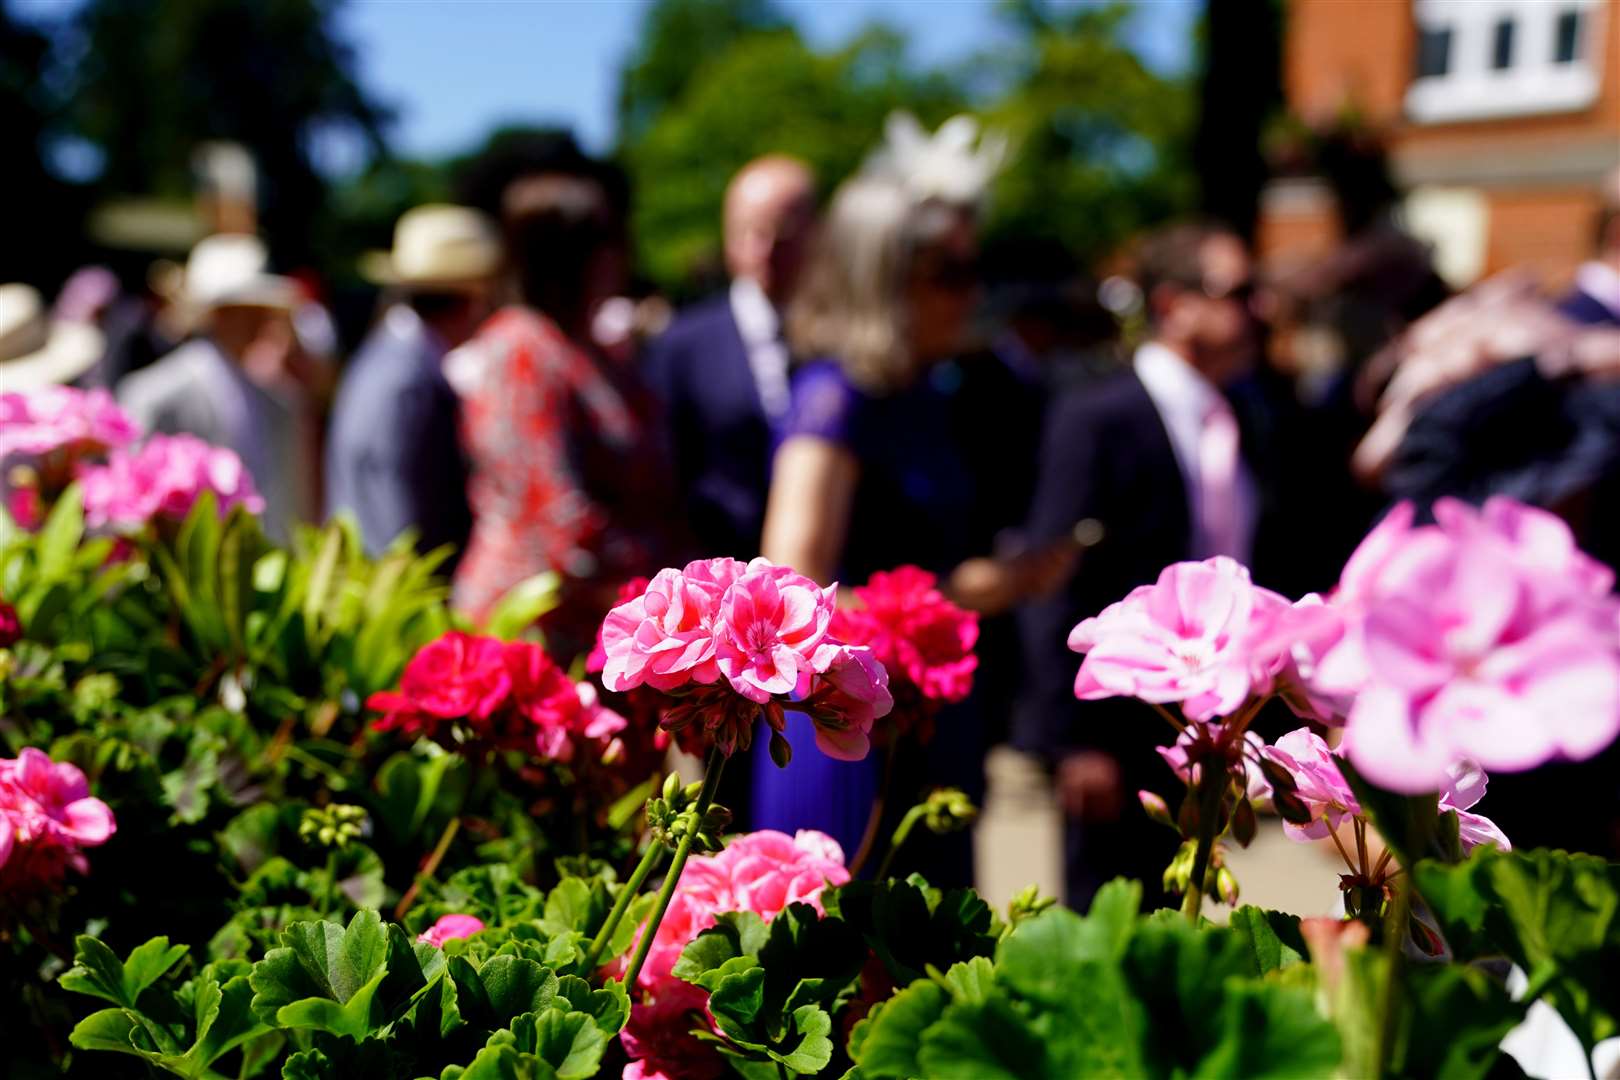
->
[1047,369,1152,425]
[655,296,736,350]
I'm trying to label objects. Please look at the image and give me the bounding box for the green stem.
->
[875,805,927,882]
[1374,843,1415,1076]
[622,748,727,989]
[584,839,664,972]
[322,850,339,915]
[1180,766,1227,923]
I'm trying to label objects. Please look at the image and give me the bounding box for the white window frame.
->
[1406,0,1605,123]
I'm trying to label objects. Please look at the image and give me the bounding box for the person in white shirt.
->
[1014,221,1267,908]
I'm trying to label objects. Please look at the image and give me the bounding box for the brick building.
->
[1258,0,1619,288]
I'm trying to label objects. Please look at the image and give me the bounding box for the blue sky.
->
[14,0,1201,161]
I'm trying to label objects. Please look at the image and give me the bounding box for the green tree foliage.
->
[616,0,791,144]
[623,25,964,292]
[978,0,1196,272]
[62,0,391,267]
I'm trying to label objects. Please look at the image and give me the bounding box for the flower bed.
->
[3,387,1618,1079]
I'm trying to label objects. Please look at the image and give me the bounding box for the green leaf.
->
[68,1008,146,1056]
[851,980,947,1079]
[938,955,996,1003]
[61,935,189,1009]
[273,968,388,1039]
[450,954,560,1028]
[483,571,561,639]
[519,1009,610,1080]
[1193,980,1341,1080]
[672,910,770,989]
[1417,847,1620,1056]
[249,910,391,1034]
[1227,906,1306,975]
[916,995,1049,1079]
[769,1004,834,1075]
[553,974,629,1033]
[35,481,85,582]
[708,964,768,1034]
[186,968,272,1072]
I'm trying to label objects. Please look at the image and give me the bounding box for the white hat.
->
[0,284,105,390]
[183,233,298,312]
[359,204,501,289]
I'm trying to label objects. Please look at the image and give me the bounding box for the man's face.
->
[1162,233,1258,382]
[724,169,816,304]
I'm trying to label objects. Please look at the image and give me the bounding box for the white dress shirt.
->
[729,276,792,421]
[1133,341,1258,564]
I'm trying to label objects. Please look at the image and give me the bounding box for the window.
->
[1490,19,1515,69]
[1554,9,1584,64]
[1417,26,1453,78]
[1407,0,1603,122]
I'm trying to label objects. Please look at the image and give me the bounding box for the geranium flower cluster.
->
[368,631,628,763]
[1069,497,1620,795]
[0,748,116,894]
[600,558,894,762]
[79,433,265,530]
[0,388,138,463]
[2,387,139,528]
[828,565,978,741]
[619,830,849,1080]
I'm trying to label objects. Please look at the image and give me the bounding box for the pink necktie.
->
[1197,397,1241,558]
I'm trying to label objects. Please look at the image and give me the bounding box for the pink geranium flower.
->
[1069,557,1290,722]
[0,388,138,462]
[601,562,740,693]
[620,830,849,1080]
[1260,728,1362,842]
[417,913,485,947]
[800,645,894,761]
[1323,498,1620,792]
[1438,761,1510,852]
[0,748,116,891]
[713,560,839,703]
[78,434,264,529]
[368,631,512,735]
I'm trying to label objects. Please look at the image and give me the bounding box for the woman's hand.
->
[945,540,1078,616]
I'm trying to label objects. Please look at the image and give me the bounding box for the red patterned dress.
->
[450,306,672,653]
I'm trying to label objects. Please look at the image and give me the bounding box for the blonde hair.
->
[785,175,961,395]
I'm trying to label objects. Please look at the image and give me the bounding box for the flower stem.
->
[1374,862,1413,1076]
[583,839,664,972]
[393,815,462,920]
[622,747,727,989]
[875,804,928,882]
[848,744,898,877]
[1180,765,1227,923]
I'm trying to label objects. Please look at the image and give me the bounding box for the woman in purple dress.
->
[750,155,1065,881]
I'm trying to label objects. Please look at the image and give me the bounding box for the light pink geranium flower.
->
[1260,728,1362,842]
[1326,498,1620,793]
[0,748,116,890]
[78,434,264,528]
[417,913,485,947]
[1438,761,1510,852]
[1069,557,1291,722]
[713,560,840,703]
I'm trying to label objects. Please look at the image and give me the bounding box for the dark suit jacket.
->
[642,296,772,559]
[1013,370,1192,766]
[325,308,472,565]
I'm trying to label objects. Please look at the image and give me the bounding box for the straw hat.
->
[359,204,501,289]
[0,284,105,390]
[182,233,299,312]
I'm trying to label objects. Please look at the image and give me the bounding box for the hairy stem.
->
[848,745,899,877]
[622,748,727,989]
[1180,765,1227,923]
[875,804,928,883]
[583,838,664,972]
[393,815,462,920]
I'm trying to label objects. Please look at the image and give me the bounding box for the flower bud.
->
[662,772,682,803]
[922,787,978,833]
[1138,790,1175,830]
[1215,866,1239,907]
[1230,796,1257,848]
[769,730,793,769]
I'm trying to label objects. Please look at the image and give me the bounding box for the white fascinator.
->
[862,112,1008,206]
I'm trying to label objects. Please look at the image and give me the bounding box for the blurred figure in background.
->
[118,234,307,537]
[1015,221,1265,908]
[325,205,499,565]
[752,116,1063,882]
[0,282,105,392]
[643,154,816,560]
[449,141,673,658]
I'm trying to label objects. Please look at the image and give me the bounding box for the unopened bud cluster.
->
[299,804,369,849]
[921,787,977,834]
[646,772,732,854]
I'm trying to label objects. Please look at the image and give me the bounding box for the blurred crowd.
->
[4,117,1618,902]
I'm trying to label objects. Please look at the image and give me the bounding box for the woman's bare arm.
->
[760,435,859,586]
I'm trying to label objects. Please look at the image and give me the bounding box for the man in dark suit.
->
[643,156,816,560]
[1014,222,1265,908]
[325,205,499,566]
